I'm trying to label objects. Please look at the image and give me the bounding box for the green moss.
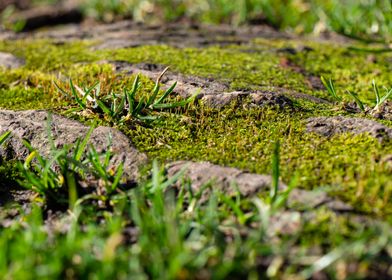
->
[1,37,390,106]
[0,38,390,218]
[286,41,392,103]
[102,44,313,94]
[0,40,99,71]
[125,106,392,216]
[0,87,58,110]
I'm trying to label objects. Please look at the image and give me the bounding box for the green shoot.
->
[0,131,11,146]
[321,76,341,101]
[346,90,365,112]
[270,140,280,203]
[322,76,391,114]
[373,80,392,111]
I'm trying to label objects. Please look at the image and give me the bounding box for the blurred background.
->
[0,0,391,43]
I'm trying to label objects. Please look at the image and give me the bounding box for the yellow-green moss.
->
[125,106,392,216]
[0,37,391,217]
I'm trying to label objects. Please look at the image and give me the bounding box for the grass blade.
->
[0,131,11,145]
[270,141,280,203]
[110,163,124,193]
[133,97,146,115]
[379,87,392,106]
[321,76,341,101]
[74,126,95,161]
[372,80,380,106]
[152,92,197,109]
[97,100,112,116]
[53,81,71,99]
[66,170,78,209]
[147,66,170,106]
[69,79,86,109]
[154,82,177,105]
[346,90,365,112]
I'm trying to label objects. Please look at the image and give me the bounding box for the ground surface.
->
[0,20,392,279]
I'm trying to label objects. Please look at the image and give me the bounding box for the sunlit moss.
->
[0,38,390,216]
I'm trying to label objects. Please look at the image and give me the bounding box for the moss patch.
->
[126,106,392,216]
[0,37,391,217]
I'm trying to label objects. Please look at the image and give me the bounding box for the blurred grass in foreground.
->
[2,0,391,43]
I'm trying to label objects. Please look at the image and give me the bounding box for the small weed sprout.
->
[269,141,296,210]
[321,76,392,114]
[373,80,392,111]
[55,67,197,124]
[321,76,341,102]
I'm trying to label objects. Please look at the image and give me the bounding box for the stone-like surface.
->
[70,22,292,49]
[107,61,294,109]
[105,61,230,98]
[0,110,147,182]
[201,91,294,109]
[0,52,25,69]
[2,20,294,46]
[306,116,392,142]
[166,161,353,213]
[287,189,353,212]
[166,161,286,198]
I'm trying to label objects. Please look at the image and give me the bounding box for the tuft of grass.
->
[55,67,197,124]
[321,76,392,113]
[17,119,124,208]
[321,76,341,102]
[373,79,392,111]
